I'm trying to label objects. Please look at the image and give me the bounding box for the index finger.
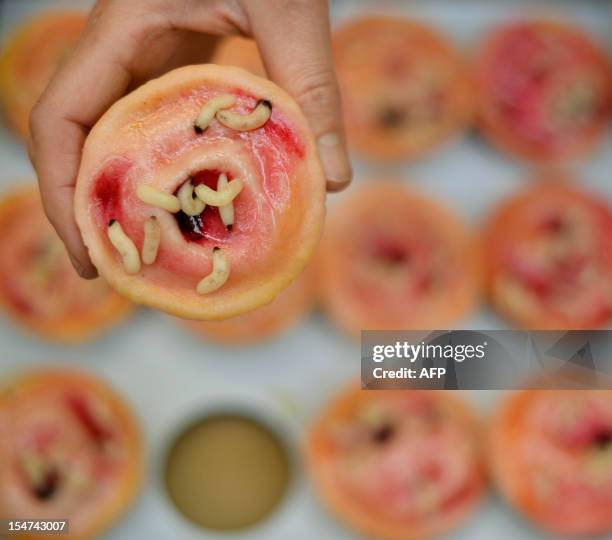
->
[29,9,137,277]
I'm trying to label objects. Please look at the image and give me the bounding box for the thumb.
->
[244,0,352,192]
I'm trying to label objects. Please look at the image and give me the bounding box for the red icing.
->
[66,394,113,447]
[373,241,410,265]
[230,87,254,99]
[28,425,60,454]
[263,116,305,159]
[92,158,131,225]
[550,400,612,449]
[384,53,411,80]
[440,482,476,512]
[1,277,33,314]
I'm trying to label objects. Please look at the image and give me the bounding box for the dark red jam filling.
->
[541,213,568,234]
[173,169,234,243]
[593,428,612,450]
[92,158,131,224]
[32,465,60,500]
[379,106,407,129]
[374,242,410,267]
[372,423,395,444]
[20,428,62,500]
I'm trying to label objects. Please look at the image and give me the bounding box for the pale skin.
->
[29,0,352,278]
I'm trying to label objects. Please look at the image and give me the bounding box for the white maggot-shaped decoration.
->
[194,94,236,133]
[194,178,243,207]
[216,99,272,131]
[217,173,235,228]
[177,180,206,216]
[136,185,180,213]
[141,217,161,265]
[107,220,140,274]
[197,247,230,294]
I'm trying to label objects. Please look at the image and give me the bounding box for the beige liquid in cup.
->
[164,414,291,531]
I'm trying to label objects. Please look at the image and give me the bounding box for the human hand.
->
[29,0,352,278]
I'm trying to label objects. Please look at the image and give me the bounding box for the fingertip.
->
[37,183,95,279]
[76,262,99,280]
[317,132,352,193]
[326,178,352,193]
[68,252,98,280]
[65,229,98,279]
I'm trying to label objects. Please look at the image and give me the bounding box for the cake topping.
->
[194,94,237,133]
[194,177,243,207]
[177,179,206,216]
[217,173,235,229]
[136,185,180,213]
[216,100,272,131]
[107,220,141,274]
[197,247,230,294]
[142,217,161,265]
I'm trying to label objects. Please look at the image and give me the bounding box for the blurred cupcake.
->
[0,10,87,139]
[474,21,610,162]
[333,17,474,161]
[307,384,485,540]
[181,268,314,344]
[318,181,481,337]
[0,186,132,342]
[212,36,266,78]
[484,177,612,329]
[0,368,143,540]
[490,389,612,536]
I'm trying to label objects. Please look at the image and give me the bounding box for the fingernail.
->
[317,133,352,192]
[68,253,84,275]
